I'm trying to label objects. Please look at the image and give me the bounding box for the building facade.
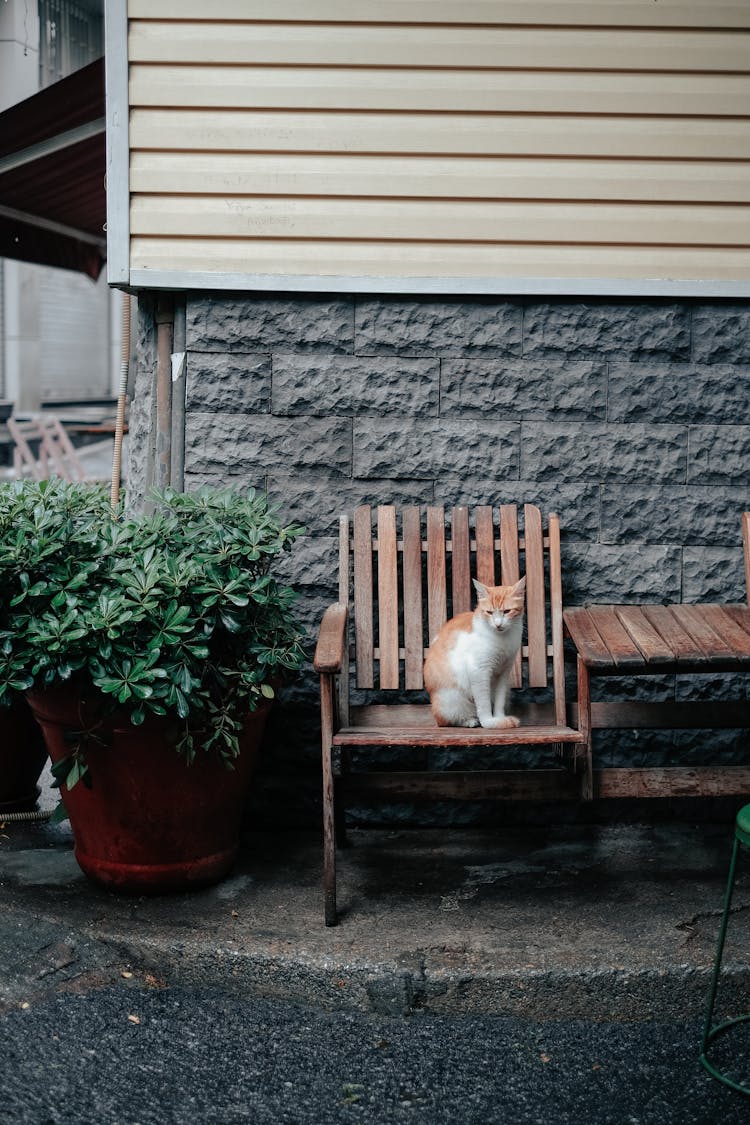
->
[108,1,750,820]
[1,0,119,408]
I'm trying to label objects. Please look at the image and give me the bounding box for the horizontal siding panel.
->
[129,66,750,118]
[129,238,750,281]
[127,1,750,28]
[128,23,750,72]
[129,153,750,204]
[130,196,750,247]
[123,3,750,288]
[129,110,750,161]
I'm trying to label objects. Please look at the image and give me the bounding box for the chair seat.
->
[333,703,584,748]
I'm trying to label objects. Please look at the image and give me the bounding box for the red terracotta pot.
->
[25,686,271,893]
[0,697,48,812]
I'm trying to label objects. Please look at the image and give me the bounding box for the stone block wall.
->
[129,293,750,822]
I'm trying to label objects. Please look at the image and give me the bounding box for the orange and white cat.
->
[423,577,526,729]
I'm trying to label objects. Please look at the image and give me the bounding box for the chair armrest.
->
[313,603,349,674]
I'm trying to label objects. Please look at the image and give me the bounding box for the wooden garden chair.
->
[314,503,585,925]
[6,414,107,482]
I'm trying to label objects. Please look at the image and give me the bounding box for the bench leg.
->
[321,675,338,926]
[577,655,594,800]
[334,765,349,849]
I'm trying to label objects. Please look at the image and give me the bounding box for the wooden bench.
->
[562,510,750,802]
[314,503,585,925]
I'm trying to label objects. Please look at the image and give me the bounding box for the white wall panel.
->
[121,0,750,292]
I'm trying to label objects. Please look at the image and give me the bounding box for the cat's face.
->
[472,577,526,633]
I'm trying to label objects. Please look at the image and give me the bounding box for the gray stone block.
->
[267,477,435,533]
[520,422,687,483]
[432,481,600,542]
[692,302,750,363]
[274,535,340,590]
[682,547,746,602]
[675,672,749,702]
[663,729,748,763]
[186,296,354,353]
[183,470,267,493]
[562,544,682,603]
[523,301,690,359]
[593,729,679,768]
[272,355,438,416]
[600,487,749,546]
[185,413,352,477]
[353,418,520,479]
[295,595,338,638]
[354,298,522,356]
[593,675,675,703]
[441,358,606,419]
[186,353,271,413]
[688,427,750,484]
[135,293,157,374]
[607,362,750,424]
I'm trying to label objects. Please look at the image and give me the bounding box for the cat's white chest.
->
[447,618,520,686]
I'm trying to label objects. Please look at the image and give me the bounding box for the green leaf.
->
[49,800,69,825]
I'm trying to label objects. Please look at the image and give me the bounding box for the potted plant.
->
[0,479,305,891]
[0,697,48,813]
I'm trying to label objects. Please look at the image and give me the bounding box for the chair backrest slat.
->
[548,512,566,725]
[524,503,548,688]
[475,505,496,587]
[402,506,425,689]
[426,506,447,645]
[338,515,350,605]
[377,505,400,689]
[353,506,374,688]
[499,504,522,688]
[343,502,564,714]
[451,506,472,616]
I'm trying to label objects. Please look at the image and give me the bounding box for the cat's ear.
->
[472,578,489,601]
[513,576,527,595]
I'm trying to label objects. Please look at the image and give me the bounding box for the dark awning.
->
[0,59,106,280]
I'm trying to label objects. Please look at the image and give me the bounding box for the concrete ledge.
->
[1,824,747,1020]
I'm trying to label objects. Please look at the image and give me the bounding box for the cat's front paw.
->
[465,718,480,728]
[484,715,520,730]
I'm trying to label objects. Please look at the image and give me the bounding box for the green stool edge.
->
[736,803,750,847]
[700,1015,750,1098]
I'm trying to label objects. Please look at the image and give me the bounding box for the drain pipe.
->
[154,295,174,490]
[0,809,52,824]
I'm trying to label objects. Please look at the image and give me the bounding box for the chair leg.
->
[333,747,349,848]
[323,746,337,926]
[320,674,338,926]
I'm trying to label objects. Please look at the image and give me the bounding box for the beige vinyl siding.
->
[125,1,750,291]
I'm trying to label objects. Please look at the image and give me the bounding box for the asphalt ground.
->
[2,797,750,1121]
[1,984,748,1125]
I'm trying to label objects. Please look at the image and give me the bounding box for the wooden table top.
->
[563,603,750,673]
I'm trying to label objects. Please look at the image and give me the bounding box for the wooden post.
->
[577,655,593,800]
[155,295,173,490]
